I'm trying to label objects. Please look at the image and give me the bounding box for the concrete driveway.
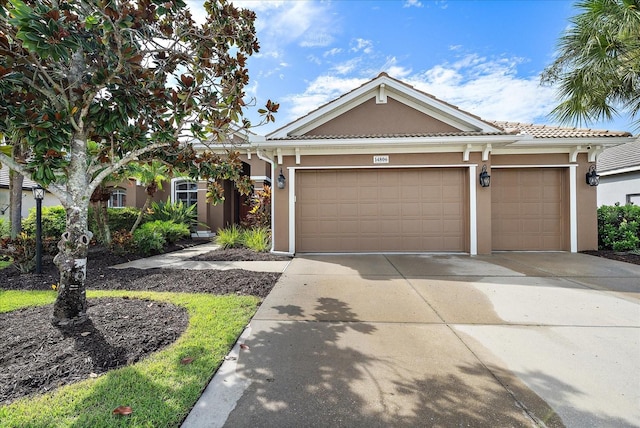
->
[183,252,640,428]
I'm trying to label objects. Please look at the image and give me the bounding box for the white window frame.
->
[171,178,198,207]
[108,188,127,208]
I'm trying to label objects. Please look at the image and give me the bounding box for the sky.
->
[186,0,635,135]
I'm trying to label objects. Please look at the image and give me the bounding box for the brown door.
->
[491,168,567,251]
[296,168,466,252]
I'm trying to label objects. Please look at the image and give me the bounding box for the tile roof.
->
[597,140,640,172]
[266,131,508,141]
[490,121,632,138]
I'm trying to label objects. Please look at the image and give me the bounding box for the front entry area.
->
[295,168,466,252]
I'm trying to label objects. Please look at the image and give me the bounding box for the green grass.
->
[0,257,12,270]
[0,290,259,427]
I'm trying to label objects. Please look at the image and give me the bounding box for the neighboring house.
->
[242,73,635,255]
[0,166,60,219]
[596,140,640,206]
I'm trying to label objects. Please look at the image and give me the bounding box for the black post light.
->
[586,164,600,186]
[479,164,491,188]
[32,184,45,274]
[277,168,286,189]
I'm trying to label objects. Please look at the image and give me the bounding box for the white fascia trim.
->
[599,165,640,176]
[287,164,478,255]
[570,165,578,253]
[257,135,522,149]
[506,137,634,147]
[491,164,573,168]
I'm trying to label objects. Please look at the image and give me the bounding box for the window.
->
[627,194,640,205]
[173,179,198,207]
[108,188,127,208]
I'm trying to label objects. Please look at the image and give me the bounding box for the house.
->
[3,73,636,251]
[596,140,640,206]
[0,166,60,219]
[242,73,635,255]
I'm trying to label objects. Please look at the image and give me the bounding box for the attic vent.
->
[376,83,387,104]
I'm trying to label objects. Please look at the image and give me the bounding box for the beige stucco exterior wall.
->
[305,97,461,136]
[272,150,599,254]
[273,151,481,253]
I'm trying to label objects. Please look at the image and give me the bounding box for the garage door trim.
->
[491,164,578,251]
[288,164,478,254]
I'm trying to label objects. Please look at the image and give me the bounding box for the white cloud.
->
[324,48,343,57]
[407,54,556,123]
[403,0,423,8]
[281,54,557,126]
[351,38,374,54]
[283,76,369,119]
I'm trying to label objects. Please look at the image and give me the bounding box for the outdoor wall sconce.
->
[277,168,286,189]
[586,164,600,186]
[479,164,491,188]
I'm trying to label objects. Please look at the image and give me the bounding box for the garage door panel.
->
[492,168,566,251]
[296,169,465,252]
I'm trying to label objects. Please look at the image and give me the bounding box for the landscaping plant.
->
[598,203,640,251]
[216,224,243,249]
[242,227,271,252]
[147,198,199,232]
[0,0,277,326]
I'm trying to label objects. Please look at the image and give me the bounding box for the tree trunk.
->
[52,205,92,326]
[9,169,23,238]
[130,195,152,234]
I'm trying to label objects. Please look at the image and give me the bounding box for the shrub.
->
[0,232,35,273]
[598,203,640,251]
[242,227,271,252]
[106,207,141,232]
[109,230,136,255]
[147,198,198,231]
[133,227,166,255]
[22,206,66,239]
[0,217,9,238]
[142,220,190,244]
[216,224,243,249]
[243,185,271,229]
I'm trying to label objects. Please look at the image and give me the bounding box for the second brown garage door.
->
[491,168,567,251]
[296,168,466,252]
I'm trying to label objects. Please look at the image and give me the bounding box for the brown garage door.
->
[491,168,567,251]
[296,168,466,252]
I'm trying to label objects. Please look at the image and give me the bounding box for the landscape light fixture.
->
[32,185,45,274]
[586,164,600,187]
[277,168,286,189]
[479,164,491,188]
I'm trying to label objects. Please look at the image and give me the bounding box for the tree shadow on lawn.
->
[223,297,570,427]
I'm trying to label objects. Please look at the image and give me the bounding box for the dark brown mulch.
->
[0,241,281,405]
[0,297,188,405]
[190,246,292,262]
[581,250,640,266]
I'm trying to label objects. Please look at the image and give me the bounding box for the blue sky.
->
[187,0,634,134]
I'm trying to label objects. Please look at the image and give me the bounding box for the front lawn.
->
[0,290,259,427]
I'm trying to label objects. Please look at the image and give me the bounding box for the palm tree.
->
[542,0,640,128]
[128,160,170,234]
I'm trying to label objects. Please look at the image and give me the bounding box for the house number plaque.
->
[373,155,389,164]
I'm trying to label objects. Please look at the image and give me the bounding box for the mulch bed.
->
[0,241,281,405]
[189,246,292,262]
[581,250,640,266]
